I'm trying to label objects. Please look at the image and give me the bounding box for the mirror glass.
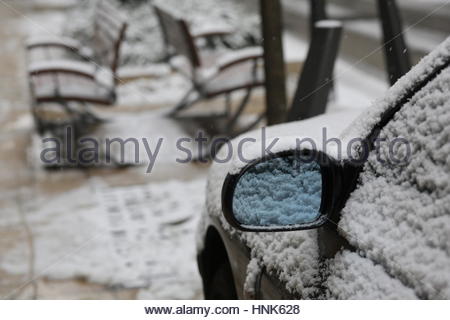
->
[232,155,322,229]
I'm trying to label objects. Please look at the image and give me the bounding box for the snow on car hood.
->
[228,109,363,175]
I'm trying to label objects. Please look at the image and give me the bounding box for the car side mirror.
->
[222,150,339,232]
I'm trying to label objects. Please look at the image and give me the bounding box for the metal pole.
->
[287,21,342,122]
[309,0,327,37]
[377,0,411,85]
[260,0,287,125]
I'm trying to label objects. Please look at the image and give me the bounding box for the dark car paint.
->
[198,215,251,299]
[198,214,298,299]
[258,268,302,299]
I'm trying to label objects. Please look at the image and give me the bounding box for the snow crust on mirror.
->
[233,157,322,227]
[337,65,450,299]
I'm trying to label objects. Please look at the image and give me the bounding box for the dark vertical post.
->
[377,0,411,85]
[309,0,327,37]
[287,21,342,122]
[260,0,287,125]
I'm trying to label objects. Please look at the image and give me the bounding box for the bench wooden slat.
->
[30,72,115,105]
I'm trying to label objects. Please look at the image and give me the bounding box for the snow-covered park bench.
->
[27,0,127,134]
[153,5,265,134]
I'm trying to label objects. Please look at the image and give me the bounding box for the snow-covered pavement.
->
[1,177,205,299]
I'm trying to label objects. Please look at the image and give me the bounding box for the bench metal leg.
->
[225,92,232,118]
[167,86,201,117]
[31,98,130,170]
[43,124,135,170]
[226,87,253,132]
[196,86,265,161]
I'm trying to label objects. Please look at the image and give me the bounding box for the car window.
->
[327,66,450,299]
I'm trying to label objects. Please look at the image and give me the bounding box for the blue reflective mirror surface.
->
[232,155,322,228]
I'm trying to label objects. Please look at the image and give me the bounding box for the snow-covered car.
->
[197,37,450,299]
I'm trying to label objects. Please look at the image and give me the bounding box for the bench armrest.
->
[191,25,234,39]
[217,47,263,71]
[28,60,97,79]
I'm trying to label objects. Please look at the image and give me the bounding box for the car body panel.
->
[198,215,250,299]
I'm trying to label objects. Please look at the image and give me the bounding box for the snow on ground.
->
[26,106,210,182]
[117,73,190,107]
[7,104,209,299]
[331,59,387,112]
[0,177,205,299]
[92,109,194,167]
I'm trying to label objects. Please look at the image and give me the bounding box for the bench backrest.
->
[154,5,201,70]
[93,0,127,75]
